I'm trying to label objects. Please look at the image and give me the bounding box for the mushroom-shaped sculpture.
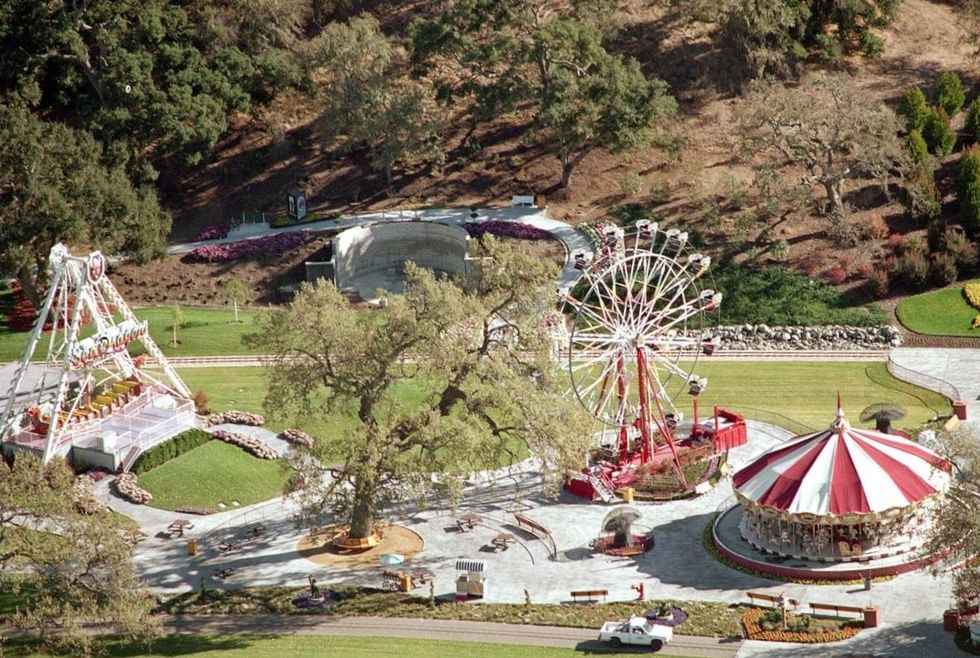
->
[859,403,907,434]
[602,506,642,548]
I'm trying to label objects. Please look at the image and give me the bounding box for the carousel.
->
[730,405,950,562]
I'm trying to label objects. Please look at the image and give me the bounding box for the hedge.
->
[133,428,212,474]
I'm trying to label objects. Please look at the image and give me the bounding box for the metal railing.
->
[725,406,818,436]
[886,353,961,402]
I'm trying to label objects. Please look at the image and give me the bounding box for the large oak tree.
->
[249,239,593,538]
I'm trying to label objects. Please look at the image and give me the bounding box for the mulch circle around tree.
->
[644,606,689,627]
[296,524,424,569]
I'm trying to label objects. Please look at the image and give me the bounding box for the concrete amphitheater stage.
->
[332,222,470,300]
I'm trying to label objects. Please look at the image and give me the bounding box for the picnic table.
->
[457,513,480,532]
[246,524,267,539]
[167,519,194,537]
[411,569,435,588]
[123,527,148,546]
[214,567,236,580]
[491,532,517,551]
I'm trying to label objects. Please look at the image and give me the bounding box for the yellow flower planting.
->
[742,607,863,643]
[965,283,980,310]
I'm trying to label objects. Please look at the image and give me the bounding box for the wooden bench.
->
[570,589,609,603]
[747,592,800,609]
[809,602,866,618]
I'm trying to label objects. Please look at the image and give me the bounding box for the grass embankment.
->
[138,441,291,511]
[896,282,980,337]
[3,635,696,658]
[0,304,264,362]
[673,361,949,432]
[159,585,743,638]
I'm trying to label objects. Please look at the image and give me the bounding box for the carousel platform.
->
[712,505,943,580]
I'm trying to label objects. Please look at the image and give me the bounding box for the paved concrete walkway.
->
[890,347,980,424]
[166,206,594,290]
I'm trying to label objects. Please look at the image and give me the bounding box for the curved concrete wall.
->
[334,222,469,300]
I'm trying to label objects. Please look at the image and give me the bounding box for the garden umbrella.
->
[859,403,906,434]
[602,506,642,548]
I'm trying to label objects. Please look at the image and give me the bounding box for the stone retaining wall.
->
[715,325,902,350]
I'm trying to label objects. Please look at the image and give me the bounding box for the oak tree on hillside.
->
[0,105,170,305]
[310,14,443,189]
[0,455,159,655]
[249,239,593,539]
[738,74,905,241]
[0,0,303,173]
[410,0,676,190]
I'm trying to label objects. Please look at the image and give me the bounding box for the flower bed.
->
[292,589,336,609]
[742,607,862,643]
[72,474,109,514]
[185,231,309,263]
[176,506,219,515]
[463,221,551,240]
[213,429,278,460]
[115,472,153,504]
[193,223,231,242]
[965,283,980,329]
[203,410,266,427]
[280,428,315,449]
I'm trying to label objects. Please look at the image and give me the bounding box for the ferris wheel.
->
[562,222,721,486]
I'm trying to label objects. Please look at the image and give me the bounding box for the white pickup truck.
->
[598,615,672,651]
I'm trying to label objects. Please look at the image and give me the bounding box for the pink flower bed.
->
[280,428,315,449]
[213,429,278,460]
[193,223,231,242]
[185,231,309,263]
[115,472,153,504]
[464,221,551,241]
[203,410,266,427]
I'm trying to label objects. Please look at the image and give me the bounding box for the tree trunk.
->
[560,160,574,189]
[348,477,375,539]
[17,266,41,309]
[233,300,239,323]
[825,179,845,218]
[613,527,634,548]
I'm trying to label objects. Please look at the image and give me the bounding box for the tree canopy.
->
[0,104,170,302]
[249,238,593,538]
[0,455,158,655]
[410,0,675,189]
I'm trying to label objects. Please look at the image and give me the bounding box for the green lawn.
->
[672,361,949,432]
[137,440,291,511]
[0,304,265,362]
[895,281,980,336]
[6,634,697,658]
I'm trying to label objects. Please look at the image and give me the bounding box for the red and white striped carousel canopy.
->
[733,409,950,517]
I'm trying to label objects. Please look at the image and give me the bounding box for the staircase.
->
[120,445,141,472]
[588,471,619,503]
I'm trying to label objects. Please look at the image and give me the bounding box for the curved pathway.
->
[889,347,980,424]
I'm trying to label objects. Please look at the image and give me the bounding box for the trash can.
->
[399,573,412,593]
[187,539,198,556]
[944,609,961,632]
[863,606,880,629]
[954,401,968,421]
[620,487,635,503]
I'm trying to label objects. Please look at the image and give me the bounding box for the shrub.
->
[607,203,649,228]
[863,214,890,240]
[923,108,956,156]
[962,180,980,237]
[959,147,980,198]
[905,130,929,164]
[814,33,840,61]
[899,87,930,132]
[966,100,980,145]
[934,71,966,116]
[193,391,212,414]
[711,263,888,326]
[894,250,930,288]
[947,231,979,271]
[620,172,644,197]
[905,167,942,223]
[866,268,889,299]
[133,428,212,474]
[927,221,948,252]
[930,252,959,285]
[823,266,848,285]
[770,239,790,261]
[859,30,885,59]
[193,223,231,242]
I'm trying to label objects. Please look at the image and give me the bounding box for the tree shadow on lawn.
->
[2,634,254,657]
